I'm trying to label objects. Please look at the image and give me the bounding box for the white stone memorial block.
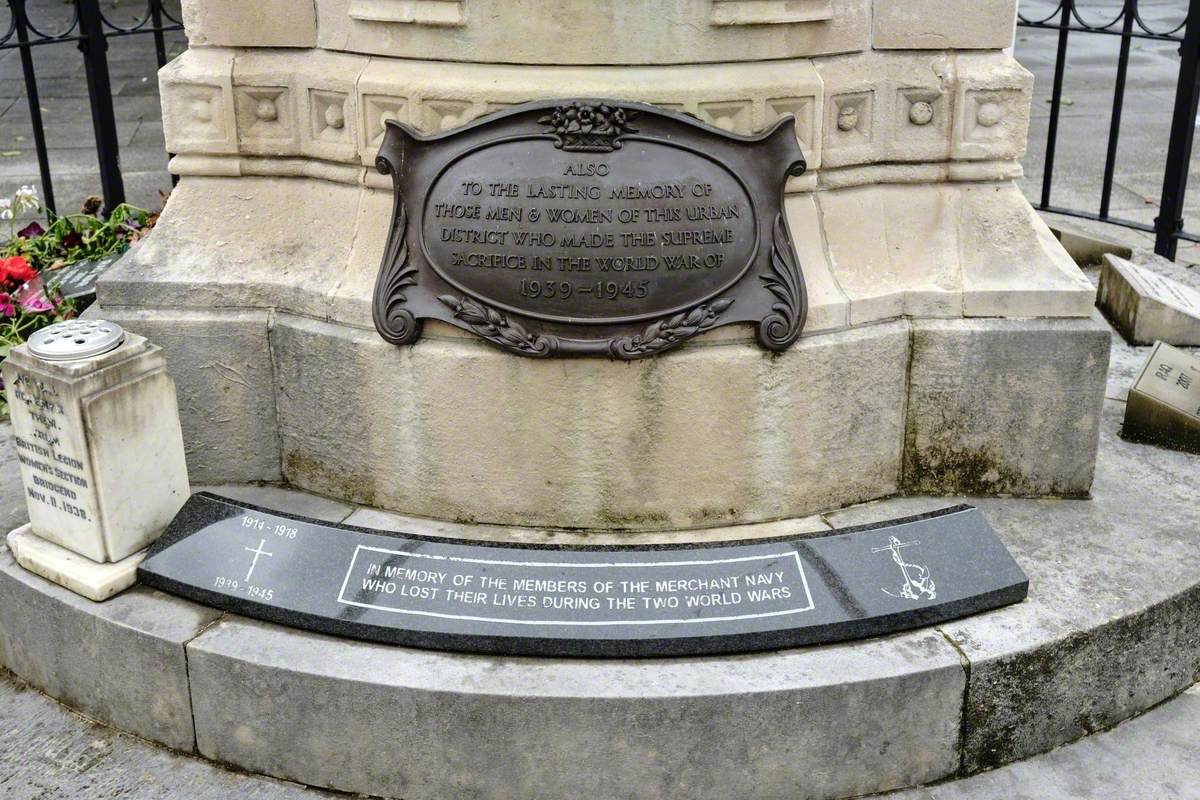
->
[1123,341,1200,454]
[1098,254,1200,346]
[3,320,190,600]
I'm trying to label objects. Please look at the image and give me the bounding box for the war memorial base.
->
[1,341,1197,799]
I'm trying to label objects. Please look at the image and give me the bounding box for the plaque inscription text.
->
[372,100,808,358]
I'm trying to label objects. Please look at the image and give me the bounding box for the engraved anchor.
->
[872,536,936,601]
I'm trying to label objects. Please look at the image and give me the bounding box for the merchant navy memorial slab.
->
[2,2,1199,800]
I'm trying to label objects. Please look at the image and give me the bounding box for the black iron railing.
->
[1019,0,1200,260]
[1,0,183,215]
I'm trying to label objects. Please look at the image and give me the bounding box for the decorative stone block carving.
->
[361,95,408,155]
[697,100,754,134]
[234,87,295,153]
[421,99,480,133]
[160,49,237,155]
[891,86,952,161]
[824,91,875,166]
[953,54,1032,162]
[710,0,834,26]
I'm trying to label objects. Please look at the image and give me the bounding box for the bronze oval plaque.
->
[373,99,808,359]
[420,138,759,324]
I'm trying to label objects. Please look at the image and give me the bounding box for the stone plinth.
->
[99,0,1107,529]
[2,331,190,598]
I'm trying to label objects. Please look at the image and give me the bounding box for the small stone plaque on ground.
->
[1098,254,1200,346]
[48,254,122,302]
[1123,341,1200,453]
[139,493,1028,657]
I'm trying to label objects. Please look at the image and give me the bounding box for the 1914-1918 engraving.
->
[372,99,809,359]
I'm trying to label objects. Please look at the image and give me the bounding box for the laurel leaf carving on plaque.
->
[437,294,555,356]
[609,297,735,359]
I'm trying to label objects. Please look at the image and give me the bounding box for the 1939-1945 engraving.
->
[371,99,809,359]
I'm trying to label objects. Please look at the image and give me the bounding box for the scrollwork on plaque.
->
[371,172,420,345]
[757,213,807,352]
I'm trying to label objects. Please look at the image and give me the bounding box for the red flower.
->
[0,256,38,286]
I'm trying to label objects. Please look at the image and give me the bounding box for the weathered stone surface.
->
[904,315,1111,496]
[0,547,219,751]
[182,0,317,48]
[187,616,963,800]
[945,401,1200,772]
[873,0,1017,50]
[93,308,280,485]
[827,399,1200,773]
[0,422,28,534]
[343,505,831,545]
[316,0,871,66]
[820,182,1094,326]
[958,184,1096,318]
[3,333,189,564]
[7,525,144,602]
[1098,254,1200,346]
[784,193,850,333]
[99,176,354,319]
[270,314,910,530]
[820,183,964,324]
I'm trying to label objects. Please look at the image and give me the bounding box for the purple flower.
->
[17,221,44,239]
[19,293,52,313]
[0,293,15,319]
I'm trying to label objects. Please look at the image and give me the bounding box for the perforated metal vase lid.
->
[27,319,125,362]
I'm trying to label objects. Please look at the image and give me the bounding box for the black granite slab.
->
[138,493,1028,658]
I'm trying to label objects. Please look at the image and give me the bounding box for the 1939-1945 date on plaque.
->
[372,99,809,359]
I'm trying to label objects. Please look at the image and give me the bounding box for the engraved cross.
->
[244,538,273,582]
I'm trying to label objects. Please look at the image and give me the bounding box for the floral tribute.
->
[0,184,158,415]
